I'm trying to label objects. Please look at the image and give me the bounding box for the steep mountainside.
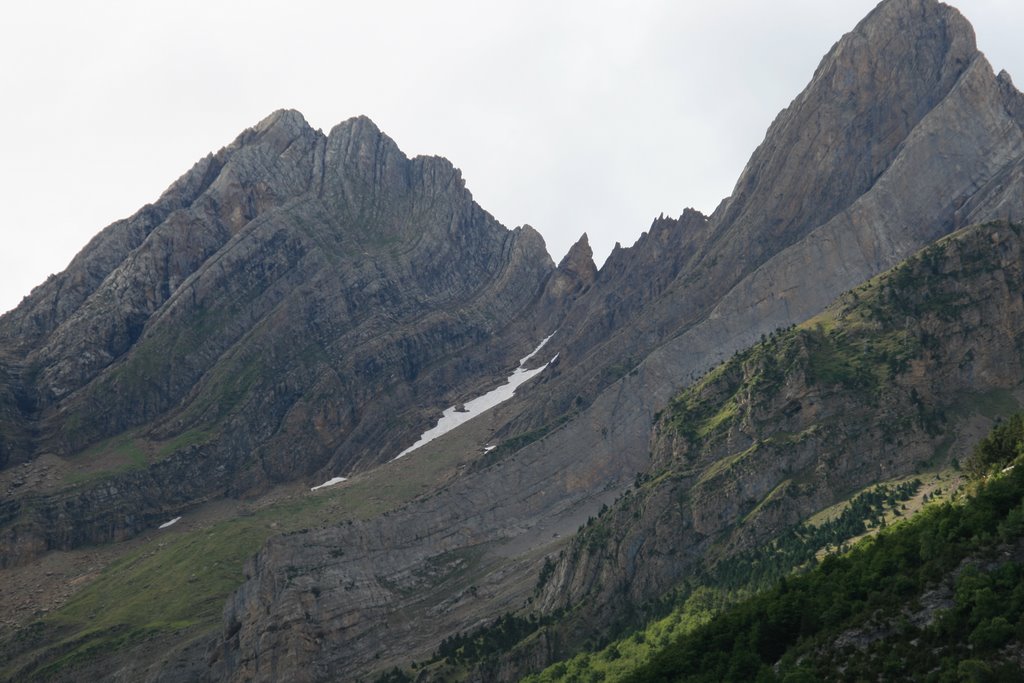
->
[618,421,1024,682]
[531,221,1024,662]
[188,1,1024,680]
[506,0,1024,441]
[4,0,1024,681]
[206,218,1024,683]
[0,111,562,566]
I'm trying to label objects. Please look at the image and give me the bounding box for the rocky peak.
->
[594,209,707,285]
[0,108,323,352]
[252,108,314,135]
[323,115,405,184]
[513,223,548,250]
[527,229,591,334]
[557,232,597,285]
[318,115,473,241]
[996,70,1024,127]
[711,0,979,258]
[230,108,319,153]
[0,103,561,573]
[10,1,1024,679]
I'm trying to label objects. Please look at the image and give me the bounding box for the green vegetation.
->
[63,432,149,486]
[621,418,1024,682]
[4,493,332,680]
[523,225,1024,682]
[3,420,491,681]
[663,225,1024,452]
[965,413,1024,477]
[433,612,550,665]
[709,479,922,591]
[522,590,719,683]
[152,426,216,459]
[663,351,750,443]
[61,426,219,487]
[665,315,920,447]
[522,479,930,683]
[802,322,918,396]
[536,556,557,593]
[14,223,1024,681]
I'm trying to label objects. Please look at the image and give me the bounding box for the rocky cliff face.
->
[6,0,1024,680]
[195,2,1024,681]
[540,220,1024,631]
[0,111,560,566]
[499,0,1024,444]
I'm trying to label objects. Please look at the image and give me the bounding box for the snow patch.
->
[311,476,348,491]
[394,333,557,460]
[159,516,181,529]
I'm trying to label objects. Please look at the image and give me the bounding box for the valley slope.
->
[3,0,1024,681]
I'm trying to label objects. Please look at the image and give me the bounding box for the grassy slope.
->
[11,222,1024,681]
[520,472,960,683]
[1,401,504,681]
[623,418,1024,682]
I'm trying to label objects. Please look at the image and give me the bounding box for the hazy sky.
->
[1,1,1022,314]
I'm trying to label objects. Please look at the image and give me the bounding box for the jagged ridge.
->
[0,110,559,566]
[179,1,1024,679]
[5,0,1024,680]
[531,220,1024,669]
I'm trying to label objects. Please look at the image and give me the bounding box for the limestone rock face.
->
[541,220,1024,635]
[510,0,1021,438]
[206,1,1024,680]
[559,232,596,276]
[0,111,557,564]
[712,0,978,261]
[8,0,1024,680]
[531,231,598,333]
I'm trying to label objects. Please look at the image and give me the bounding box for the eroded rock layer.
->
[203,1,1024,680]
[0,112,559,566]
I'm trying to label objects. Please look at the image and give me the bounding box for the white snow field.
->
[310,476,348,491]
[394,334,557,460]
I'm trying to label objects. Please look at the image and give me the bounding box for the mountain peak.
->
[712,0,981,258]
[9,2,1024,680]
[233,108,319,155]
[557,232,597,288]
[322,114,405,182]
[327,114,386,143]
[253,108,313,135]
[842,0,976,70]
[558,232,593,270]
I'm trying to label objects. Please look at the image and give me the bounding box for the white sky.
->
[1,1,1021,315]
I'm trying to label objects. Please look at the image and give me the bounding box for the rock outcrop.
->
[541,220,1024,632]
[199,1,1024,681]
[6,0,1024,680]
[0,111,560,566]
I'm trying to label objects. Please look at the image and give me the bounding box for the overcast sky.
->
[1,1,1022,315]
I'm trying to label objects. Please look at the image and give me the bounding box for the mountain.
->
[201,1,1024,680]
[526,219,1024,675]
[3,0,1024,680]
[0,111,564,567]
[619,421,1024,682]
